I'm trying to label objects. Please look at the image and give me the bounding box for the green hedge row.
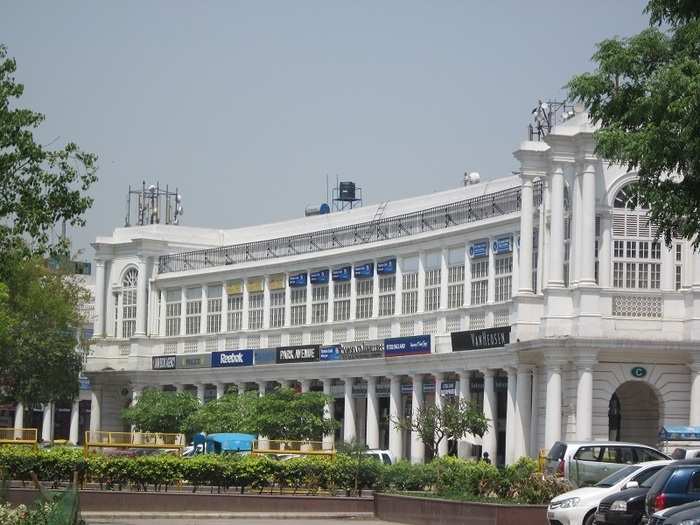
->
[0,446,569,504]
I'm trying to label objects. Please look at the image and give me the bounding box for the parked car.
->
[669,448,700,460]
[365,449,395,465]
[645,460,700,517]
[548,460,671,525]
[647,500,700,524]
[546,441,670,487]
[593,469,663,525]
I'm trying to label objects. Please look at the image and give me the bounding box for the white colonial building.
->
[38,110,700,464]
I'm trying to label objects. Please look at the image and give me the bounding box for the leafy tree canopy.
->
[567,0,700,247]
[182,391,259,436]
[122,389,200,434]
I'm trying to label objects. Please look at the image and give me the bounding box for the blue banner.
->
[254,348,276,365]
[469,241,488,258]
[384,335,431,357]
[377,258,396,275]
[79,376,91,391]
[310,269,329,284]
[320,345,342,361]
[354,262,374,278]
[288,272,308,287]
[492,236,513,255]
[212,349,254,368]
[332,266,351,281]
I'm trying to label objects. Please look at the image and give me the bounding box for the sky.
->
[2,1,650,259]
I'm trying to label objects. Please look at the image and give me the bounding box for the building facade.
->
[56,111,700,463]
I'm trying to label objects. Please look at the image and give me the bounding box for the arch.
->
[613,182,647,210]
[605,172,639,208]
[121,267,138,338]
[609,381,660,447]
[121,267,139,288]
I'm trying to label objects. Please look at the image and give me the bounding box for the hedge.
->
[0,446,569,503]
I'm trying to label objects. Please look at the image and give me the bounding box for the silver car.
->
[545,441,670,487]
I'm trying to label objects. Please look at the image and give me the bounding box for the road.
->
[87,520,392,525]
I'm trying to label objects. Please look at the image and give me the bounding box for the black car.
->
[645,460,700,517]
[648,500,700,524]
[594,470,661,525]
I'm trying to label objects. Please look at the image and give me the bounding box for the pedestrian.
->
[481,451,491,464]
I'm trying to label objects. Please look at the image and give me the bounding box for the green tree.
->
[121,390,200,433]
[567,0,700,247]
[0,44,97,260]
[182,391,259,436]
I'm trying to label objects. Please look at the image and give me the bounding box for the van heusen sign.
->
[320,339,384,361]
[275,345,320,364]
[152,355,176,370]
[451,326,511,351]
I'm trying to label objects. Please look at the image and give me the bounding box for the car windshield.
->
[640,470,662,488]
[595,465,641,487]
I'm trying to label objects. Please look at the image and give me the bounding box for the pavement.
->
[86,519,392,525]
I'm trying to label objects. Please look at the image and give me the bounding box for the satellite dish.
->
[464,172,480,186]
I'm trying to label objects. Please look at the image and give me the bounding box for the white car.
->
[548,460,671,525]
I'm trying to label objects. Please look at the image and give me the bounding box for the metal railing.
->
[83,430,185,457]
[158,182,542,274]
[252,439,335,456]
[0,427,38,447]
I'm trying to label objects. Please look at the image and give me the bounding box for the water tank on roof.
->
[338,181,356,201]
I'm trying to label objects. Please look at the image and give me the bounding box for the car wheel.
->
[583,510,596,525]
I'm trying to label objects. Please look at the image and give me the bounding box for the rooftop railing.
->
[158,181,542,274]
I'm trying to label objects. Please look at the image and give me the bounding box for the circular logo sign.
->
[631,366,647,378]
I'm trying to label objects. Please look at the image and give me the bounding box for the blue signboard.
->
[288,272,308,287]
[254,347,276,365]
[310,269,329,285]
[320,345,342,361]
[377,258,396,275]
[659,426,700,441]
[469,241,488,258]
[384,335,431,357]
[79,376,91,391]
[492,236,513,255]
[354,262,374,278]
[212,349,254,368]
[332,266,351,282]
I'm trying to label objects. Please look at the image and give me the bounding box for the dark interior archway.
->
[609,382,660,447]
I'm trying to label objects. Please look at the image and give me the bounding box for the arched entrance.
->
[608,381,660,447]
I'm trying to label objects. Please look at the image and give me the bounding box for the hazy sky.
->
[2,1,649,259]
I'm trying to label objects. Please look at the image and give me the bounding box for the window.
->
[564,217,571,287]
[378,275,396,317]
[311,285,328,324]
[675,243,683,290]
[448,264,465,309]
[400,320,415,337]
[574,446,603,462]
[332,327,347,343]
[248,292,264,330]
[270,290,285,328]
[470,259,488,305]
[310,329,324,345]
[290,288,307,326]
[289,332,303,346]
[185,287,202,335]
[165,288,181,337]
[494,255,513,302]
[355,325,369,341]
[424,268,441,311]
[247,334,260,349]
[227,292,243,331]
[356,277,373,319]
[121,268,138,338]
[333,281,350,321]
[469,311,485,330]
[402,272,418,314]
[207,285,222,333]
[532,227,539,292]
[113,293,119,337]
[377,323,392,339]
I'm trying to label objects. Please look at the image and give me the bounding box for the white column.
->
[417,253,425,313]
[135,257,148,336]
[216,382,226,399]
[93,260,106,337]
[545,362,563,449]
[90,389,101,434]
[529,366,539,457]
[301,379,311,393]
[196,384,205,404]
[505,367,517,464]
[487,238,495,304]
[599,212,612,288]
[410,374,425,463]
[548,165,565,287]
[257,381,270,449]
[515,365,532,460]
[41,403,53,443]
[576,358,595,441]
[457,370,471,458]
[221,281,229,332]
[389,375,402,460]
[579,162,597,285]
[464,243,472,306]
[322,378,335,450]
[366,376,379,449]
[481,369,497,462]
[434,373,449,457]
[175,383,184,393]
[690,364,700,427]
[343,377,356,442]
[179,287,186,336]
[69,400,80,444]
[440,249,449,310]
[201,284,208,334]
[519,176,534,294]
[14,401,24,439]
[263,276,271,329]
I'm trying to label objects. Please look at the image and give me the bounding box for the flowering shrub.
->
[0,501,57,525]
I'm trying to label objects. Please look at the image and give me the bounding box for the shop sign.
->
[152,355,176,370]
[254,347,276,365]
[176,353,212,369]
[321,339,384,361]
[400,383,413,395]
[631,366,647,378]
[495,376,509,392]
[269,274,286,290]
[79,376,91,391]
[441,381,457,395]
[310,269,329,285]
[332,266,351,282]
[470,377,483,393]
[247,277,264,293]
[320,345,341,361]
[423,382,435,394]
[384,335,431,357]
[212,349,253,368]
[469,241,488,258]
[492,236,513,255]
[354,262,374,279]
[275,345,320,364]
[288,272,308,287]
[226,280,243,295]
[451,326,511,351]
[377,258,396,275]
